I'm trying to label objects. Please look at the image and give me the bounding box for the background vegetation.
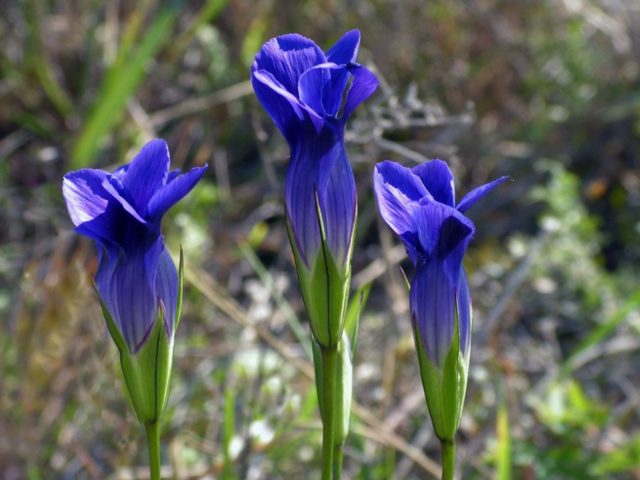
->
[1,0,640,478]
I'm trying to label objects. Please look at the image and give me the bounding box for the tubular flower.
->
[251,30,378,347]
[62,139,207,422]
[373,159,507,439]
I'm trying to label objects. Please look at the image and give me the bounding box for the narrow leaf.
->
[496,396,512,480]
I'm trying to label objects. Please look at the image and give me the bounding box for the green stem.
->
[440,439,456,480]
[145,421,161,480]
[321,346,338,480]
[332,443,343,480]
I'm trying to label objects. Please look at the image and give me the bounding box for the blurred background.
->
[2,0,640,478]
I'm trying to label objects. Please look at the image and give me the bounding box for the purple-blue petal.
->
[439,212,474,289]
[457,270,472,356]
[95,242,121,287]
[147,165,208,224]
[411,260,457,366]
[412,159,455,207]
[436,211,475,261]
[112,164,129,180]
[96,236,164,352]
[317,144,356,266]
[167,168,181,183]
[62,169,112,239]
[63,168,154,249]
[285,128,354,266]
[156,248,178,337]
[414,201,474,261]
[299,64,351,118]
[373,160,429,236]
[297,65,329,116]
[323,67,351,117]
[399,231,421,265]
[285,135,326,266]
[327,29,361,64]
[121,139,170,212]
[456,175,510,213]
[252,33,326,95]
[252,69,324,141]
[342,65,379,119]
[101,176,148,226]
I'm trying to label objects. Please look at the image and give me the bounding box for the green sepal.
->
[336,334,353,445]
[413,311,469,442]
[400,267,411,290]
[286,195,354,349]
[174,247,184,331]
[312,333,353,446]
[118,309,175,423]
[344,283,371,355]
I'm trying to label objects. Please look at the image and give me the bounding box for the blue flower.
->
[62,139,207,353]
[251,30,378,268]
[374,160,508,366]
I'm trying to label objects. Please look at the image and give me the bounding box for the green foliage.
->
[504,380,609,479]
[533,380,609,435]
[592,433,640,476]
[71,6,179,168]
[529,161,614,316]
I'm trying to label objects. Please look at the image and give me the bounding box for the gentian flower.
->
[374,159,507,443]
[62,138,207,423]
[251,30,378,348]
[252,31,377,477]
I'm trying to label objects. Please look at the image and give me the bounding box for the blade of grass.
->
[496,396,511,480]
[70,6,178,168]
[113,0,155,68]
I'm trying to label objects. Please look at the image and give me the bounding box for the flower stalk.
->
[440,439,456,480]
[145,421,161,480]
[321,346,338,480]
